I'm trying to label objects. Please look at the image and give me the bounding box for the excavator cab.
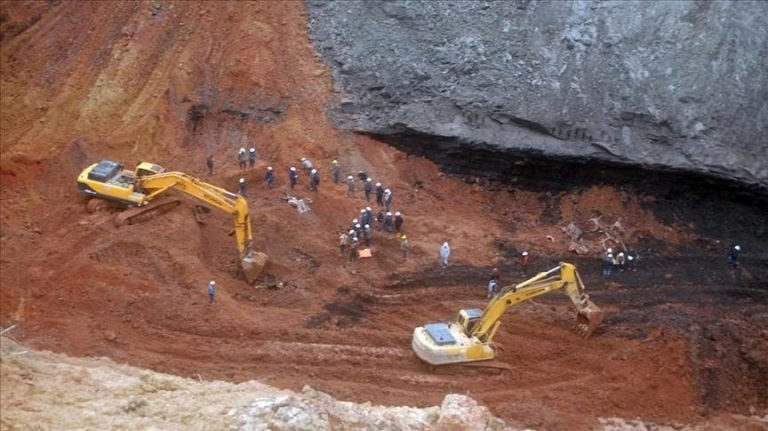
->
[456,308,483,334]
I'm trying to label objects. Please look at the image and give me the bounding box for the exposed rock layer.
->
[306,0,768,190]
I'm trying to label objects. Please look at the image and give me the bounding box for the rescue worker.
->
[238,147,247,171]
[627,249,638,271]
[520,251,529,274]
[363,178,373,203]
[289,167,298,189]
[350,218,359,234]
[265,166,275,188]
[208,280,216,304]
[331,160,341,184]
[440,240,451,268]
[300,157,314,172]
[616,252,626,271]
[375,210,385,230]
[363,224,372,247]
[238,178,247,196]
[384,188,393,212]
[354,223,363,238]
[248,147,257,169]
[394,211,403,233]
[348,230,359,261]
[384,212,394,233]
[487,278,498,299]
[375,182,384,207]
[206,155,214,175]
[310,168,320,191]
[364,207,373,227]
[602,250,614,277]
[359,209,368,227]
[346,175,356,197]
[400,234,409,259]
[339,231,349,256]
[729,245,741,268]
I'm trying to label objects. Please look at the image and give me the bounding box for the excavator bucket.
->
[241,251,268,284]
[575,300,604,338]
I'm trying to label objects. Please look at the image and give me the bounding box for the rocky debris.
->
[1,336,515,430]
[306,0,768,190]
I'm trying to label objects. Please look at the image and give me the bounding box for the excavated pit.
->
[365,130,768,414]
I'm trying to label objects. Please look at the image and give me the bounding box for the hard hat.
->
[735,245,741,251]
[349,229,355,235]
[355,223,361,229]
[240,147,245,152]
[607,248,613,254]
[395,212,401,216]
[332,159,338,164]
[360,209,366,213]
[210,280,216,285]
[366,207,371,211]
[249,147,255,152]
[385,188,391,193]
[618,252,624,256]
[239,178,245,183]
[386,212,392,216]
[367,178,372,182]
[401,234,407,239]
[628,256,634,260]
[522,251,528,256]
[376,182,382,187]
[301,157,306,161]
[347,175,353,180]
[608,253,613,257]
[267,166,272,170]
[364,224,370,228]
[290,167,296,171]
[311,169,317,173]
[352,218,358,224]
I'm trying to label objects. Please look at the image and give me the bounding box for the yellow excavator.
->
[412,262,603,367]
[77,160,267,282]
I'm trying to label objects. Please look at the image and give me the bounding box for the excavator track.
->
[423,359,511,375]
[114,197,181,227]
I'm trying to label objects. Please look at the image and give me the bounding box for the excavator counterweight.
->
[412,263,603,366]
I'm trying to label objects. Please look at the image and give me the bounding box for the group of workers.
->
[337,165,411,262]
[602,248,638,277]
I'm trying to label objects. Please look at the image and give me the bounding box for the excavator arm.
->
[472,263,602,344]
[136,172,253,256]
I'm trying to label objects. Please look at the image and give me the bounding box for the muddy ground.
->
[1,2,767,430]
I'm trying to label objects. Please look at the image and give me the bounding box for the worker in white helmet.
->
[346,175,356,198]
[310,168,320,191]
[364,178,373,203]
[238,177,247,196]
[238,147,247,171]
[289,167,298,189]
[728,245,741,268]
[265,166,275,188]
[375,182,384,207]
[207,280,216,304]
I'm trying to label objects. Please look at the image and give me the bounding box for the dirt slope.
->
[1,2,766,429]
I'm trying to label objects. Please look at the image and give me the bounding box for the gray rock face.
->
[306,0,768,189]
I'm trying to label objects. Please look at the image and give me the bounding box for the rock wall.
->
[306,0,768,190]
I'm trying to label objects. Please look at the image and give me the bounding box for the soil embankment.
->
[1,2,766,429]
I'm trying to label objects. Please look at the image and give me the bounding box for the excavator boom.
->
[412,263,603,366]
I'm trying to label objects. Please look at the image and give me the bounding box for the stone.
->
[306,0,768,190]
